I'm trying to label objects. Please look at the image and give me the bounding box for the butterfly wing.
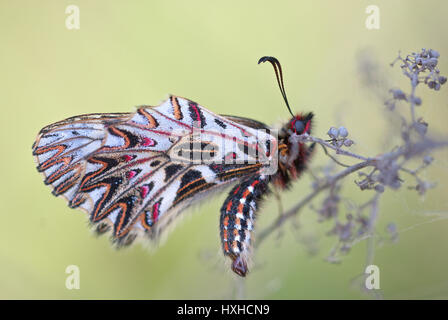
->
[33,95,276,246]
[32,112,133,202]
[220,115,270,130]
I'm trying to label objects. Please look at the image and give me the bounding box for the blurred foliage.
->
[1,0,448,299]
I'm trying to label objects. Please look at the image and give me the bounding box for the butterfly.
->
[32,57,314,277]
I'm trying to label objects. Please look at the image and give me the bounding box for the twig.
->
[257,160,374,245]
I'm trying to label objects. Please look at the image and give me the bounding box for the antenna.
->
[258,56,294,117]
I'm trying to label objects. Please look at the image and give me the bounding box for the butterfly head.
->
[290,112,314,135]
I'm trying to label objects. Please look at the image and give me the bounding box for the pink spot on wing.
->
[140,185,150,198]
[141,137,155,147]
[127,170,137,179]
[152,202,160,222]
[122,155,133,162]
[192,105,201,122]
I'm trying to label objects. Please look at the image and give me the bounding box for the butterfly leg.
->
[219,174,270,277]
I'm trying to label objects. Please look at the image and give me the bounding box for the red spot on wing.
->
[141,137,155,147]
[152,202,160,222]
[122,155,133,162]
[140,185,149,198]
[191,105,201,122]
[127,170,137,179]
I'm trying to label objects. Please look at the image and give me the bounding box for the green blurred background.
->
[1,0,448,299]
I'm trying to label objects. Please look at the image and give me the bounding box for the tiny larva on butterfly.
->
[32,57,315,277]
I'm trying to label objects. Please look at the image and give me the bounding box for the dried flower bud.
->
[414,121,428,135]
[328,127,338,139]
[374,184,385,193]
[343,139,354,147]
[428,58,438,68]
[423,155,434,165]
[338,126,348,138]
[439,76,447,84]
[391,89,406,100]
[412,96,422,106]
[429,49,440,58]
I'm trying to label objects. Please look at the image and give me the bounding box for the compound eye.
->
[294,120,305,134]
